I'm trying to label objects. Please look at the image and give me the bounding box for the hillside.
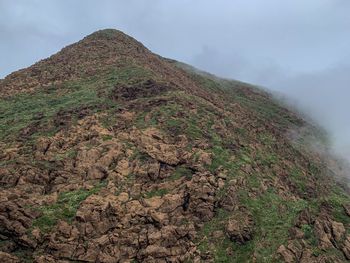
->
[1,29,350,262]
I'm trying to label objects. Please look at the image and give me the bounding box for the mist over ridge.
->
[1,0,349,165]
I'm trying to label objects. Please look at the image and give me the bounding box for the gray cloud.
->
[270,64,350,161]
[1,0,349,161]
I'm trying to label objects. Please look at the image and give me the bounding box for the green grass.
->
[144,188,169,198]
[178,65,303,129]
[236,189,307,262]
[301,224,318,246]
[0,81,111,141]
[54,149,78,161]
[289,167,307,194]
[327,186,350,227]
[101,134,113,141]
[0,65,153,142]
[31,182,106,233]
[197,189,307,262]
[208,145,231,173]
[168,166,193,181]
[197,208,230,253]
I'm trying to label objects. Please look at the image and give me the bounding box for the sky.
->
[1,0,350,159]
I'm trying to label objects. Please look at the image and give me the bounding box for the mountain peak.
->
[86,28,130,39]
[0,28,150,97]
[83,28,145,48]
[0,28,204,99]
[1,28,350,262]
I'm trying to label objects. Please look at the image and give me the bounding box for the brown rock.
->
[117,192,129,203]
[131,128,181,165]
[115,159,131,176]
[277,245,295,263]
[225,207,254,244]
[314,219,334,250]
[342,235,350,260]
[143,196,164,209]
[87,165,107,180]
[0,252,20,263]
[331,220,345,243]
[343,204,350,217]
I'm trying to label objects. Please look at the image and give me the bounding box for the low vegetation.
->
[31,183,105,233]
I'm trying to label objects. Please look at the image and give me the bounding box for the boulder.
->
[225,207,254,244]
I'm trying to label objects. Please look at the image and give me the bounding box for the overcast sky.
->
[1,0,350,159]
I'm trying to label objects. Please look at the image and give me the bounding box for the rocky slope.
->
[1,29,350,262]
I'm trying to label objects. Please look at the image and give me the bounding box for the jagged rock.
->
[277,245,296,263]
[35,255,70,262]
[130,128,182,165]
[342,235,350,260]
[184,173,217,222]
[0,252,20,263]
[343,204,350,217]
[0,199,38,243]
[295,208,313,227]
[314,219,334,250]
[225,207,254,244]
[331,220,346,243]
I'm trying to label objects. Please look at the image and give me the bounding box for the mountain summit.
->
[1,29,350,262]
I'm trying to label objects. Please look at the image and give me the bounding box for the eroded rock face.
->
[111,79,172,101]
[130,128,183,166]
[342,235,350,260]
[278,205,350,262]
[225,207,254,244]
[43,191,198,262]
[0,252,20,263]
[1,120,222,262]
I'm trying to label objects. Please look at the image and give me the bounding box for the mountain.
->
[1,29,350,263]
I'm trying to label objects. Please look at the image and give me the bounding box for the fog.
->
[1,0,349,162]
[272,65,350,162]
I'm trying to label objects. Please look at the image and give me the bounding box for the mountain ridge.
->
[1,29,350,262]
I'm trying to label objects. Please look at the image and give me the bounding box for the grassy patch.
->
[101,134,113,141]
[54,149,78,161]
[179,65,302,129]
[197,189,305,262]
[289,167,307,193]
[327,186,350,226]
[236,189,308,261]
[31,182,105,233]
[207,146,231,173]
[144,188,169,198]
[168,166,193,181]
[301,224,318,246]
[0,82,112,141]
[0,65,154,142]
